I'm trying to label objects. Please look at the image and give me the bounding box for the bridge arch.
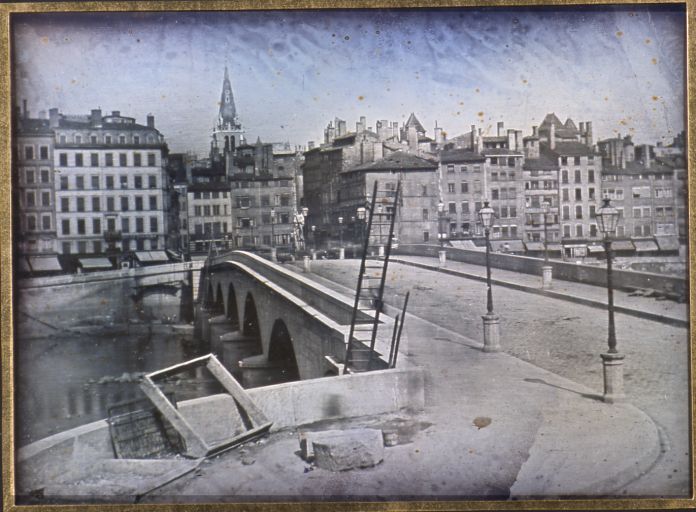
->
[267,319,300,384]
[243,292,261,340]
[226,283,240,329]
[211,282,225,316]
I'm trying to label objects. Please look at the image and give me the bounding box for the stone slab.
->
[312,428,384,472]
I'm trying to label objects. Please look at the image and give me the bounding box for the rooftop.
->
[345,151,437,173]
[440,149,485,164]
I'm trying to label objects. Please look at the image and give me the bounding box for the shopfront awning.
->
[78,257,114,270]
[610,240,636,251]
[586,244,605,253]
[28,256,62,272]
[17,257,31,273]
[134,251,170,263]
[523,242,544,251]
[655,235,680,251]
[450,240,483,251]
[490,240,525,252]
[632,239,659,252]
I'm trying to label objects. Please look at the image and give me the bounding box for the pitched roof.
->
[564,118,578,131]
[345,151,437,173]
[404,113,426,133]
[523,152,559,170]
[602,160,674,175]
[481,148,523,156]
[544,141,596,157]
[16,118,52,135]
[440,149,485,164]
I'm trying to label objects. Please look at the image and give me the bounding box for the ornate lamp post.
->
[301,207,309,251]
[596,198,624,403]
[478,200,500,352]
[338,216,344,259]
[541,201,553,288]
[311,224,316,257]
[437,201,448,266]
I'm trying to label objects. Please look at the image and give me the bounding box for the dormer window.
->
[134,136,140,145]
[119,135,126,144]
[75,135,82,144]
[90,135,97,144]
[105,135,112,144]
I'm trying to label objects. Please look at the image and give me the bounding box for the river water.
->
[14,323,259,447]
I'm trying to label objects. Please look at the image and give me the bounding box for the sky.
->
[12,6,685,156]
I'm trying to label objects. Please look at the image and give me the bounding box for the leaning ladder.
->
[344,179,401,373]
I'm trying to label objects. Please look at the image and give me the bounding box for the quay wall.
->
[394,244,687,297]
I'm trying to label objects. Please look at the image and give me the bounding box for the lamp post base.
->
[438,250,447,267]
[270,247,277,262]
[339,247,345,260]
[482,313,501,352]
[303,255,311,273]
[601,352,626,403]
[541,265,553,289]
[311,251,317,260]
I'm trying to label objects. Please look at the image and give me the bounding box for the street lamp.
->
[311,224,316,253]
[357,206,366,246]
[302,207,309,250]
[596,197,624,403]
[541,201,553,289]
[478,200,500,352]
[437,202,445,248]
[270,208,276,248]
[338,216,344,247]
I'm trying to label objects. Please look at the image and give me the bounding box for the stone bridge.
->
[194,251,394,385]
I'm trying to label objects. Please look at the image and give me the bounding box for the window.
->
[92,218,101,234]
[135,196,143,211]
[26,191,35,207]
[61,219,71,235]
[562,189,570,202]
[575,225,583,237]
[508,187,516,199]
[563,225,571,237]
[121,217,129,233]
[562,205,570,221]
[134,176,142,189]
[90,153,99,166]
[106,197,115,211]
[120,196,129,211]
[588,188,596,200]
[77,219,85,235]
[643,207,651,217]
[106,217,116,231]
[461,201,469,214]
[105,176,114,189]
[105,153,113,166]
[91,175,99,189]
[149,196,157,210]
[90,196,100,212]
[491,172,498,182]
[26,170,35,184]
[76,197,85,212]
[561,156,568,165]
[423,231,430,242]
[42,215,51,230]
[589,205,596,218]
[133,153,142,166]
[632,186,650,199]
[422,209,429,221]
[561,170,568,184]
[655,188,673,198]
[105,135,112,144]
[491,189,499,200]
[134,136,140,145]
[280,194,290,207]
[119,153,127,166]
[575,188,582,201]
[119,135,126,144]
[93,241,102,254]
[575,205,583,219]
[135,217,144,233]
[75,154,84,167]
[90,135,97,144]
[27,215,36,231]
[574,156,581,165]
[24,146,34,160]
[509,206,517,217]
[203,205,211,216]
[421,185,428,196]
[59,153,68,166]
[448,183,455,193]
[120,175,128,188]
[62,241,71,254]
[40,146,48,159]
[60,197,69,212]
[461,166,468,173]
[75,176,84,190]
[448,202,456,214]
[149,217,158,233]
[41,192,50,206]
[261,195,270,207]
[588,170,595,183]
[473,181,481,193]
[41,170,50,183]
[501,206,508,218]
[590,224,597,237]
[574,170,581,184]
[213,205,220,215]
[194,205,201,216]
[75,135,82,144]
[461,182,468,193]
[237,197,251,209]
[447,164,454,173]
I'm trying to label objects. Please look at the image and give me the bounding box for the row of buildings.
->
[13,68,686,271]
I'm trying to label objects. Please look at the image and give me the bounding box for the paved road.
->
[305,258,690,498]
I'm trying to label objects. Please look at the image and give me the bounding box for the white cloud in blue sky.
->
[12,6,685,155]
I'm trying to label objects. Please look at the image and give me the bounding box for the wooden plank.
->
[146,354,210,380]
[139,377,209,458]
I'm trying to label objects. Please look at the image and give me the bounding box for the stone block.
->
[311,428,384,471]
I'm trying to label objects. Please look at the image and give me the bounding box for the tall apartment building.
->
[51,108,170,255]
[13,104,57,257]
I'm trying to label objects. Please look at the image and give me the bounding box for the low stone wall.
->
[394,244,687,296]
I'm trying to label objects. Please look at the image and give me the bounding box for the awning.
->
[78,257,113,270]
[490,240,525,252]
[134,251,170,263]
[587,244,605,253]
[610,240,636,251]
[655,235,680,251]
[547,243,563,252]
[524,242,544,251]
[450,240,483,251]
[28,256,62,272]
[17,257,31,273]
[632,239,659,252]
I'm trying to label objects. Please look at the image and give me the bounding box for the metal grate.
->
[107,395,184,459]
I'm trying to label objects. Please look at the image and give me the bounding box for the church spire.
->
[218,66,239,130]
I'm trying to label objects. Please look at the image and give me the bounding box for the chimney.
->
[90,108,102,126]
[497,121,504,137]
[147,114,155,129]
[49,107,60,129]
[408,125,418,151]
[434,125,442,145]
[507,129,515,150]
[112,110,120,117]
[585,121,593,146]
[579,121,585,133]
[620,153,626,169]
[374,141,383,160]
[22,99,28,119]
[470,124,476,150]
[515,130,522,151]
[532,125,538,137]
[549,123,556,150]
[644,144,652,169]
[475,129,483,154]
